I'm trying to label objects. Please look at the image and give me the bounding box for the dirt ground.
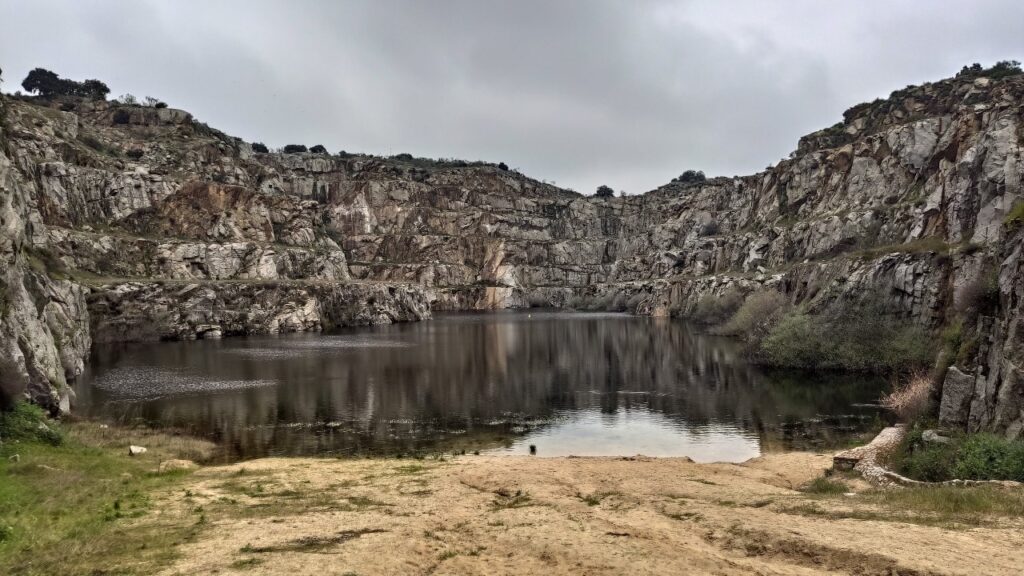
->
[153,453,1024,575]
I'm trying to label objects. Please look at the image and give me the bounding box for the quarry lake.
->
[73,311,889,461]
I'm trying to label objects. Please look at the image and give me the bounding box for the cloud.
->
[2,0,1021,194]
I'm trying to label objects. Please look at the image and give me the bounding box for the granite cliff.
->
[1,68,1022,437]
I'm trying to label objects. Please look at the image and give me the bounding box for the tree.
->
[80,79,110,100]
[497,162,509,171]
[674,170,706,185]
[22,68,62,97]
[251,142,269,153]
[595,185,615,198]
[283,144,307,153]
[118,93,138,105]
[309,144,328,154]
[143,96,166,107]
[22,69,109,100]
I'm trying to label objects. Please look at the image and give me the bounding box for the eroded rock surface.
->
[1,70,1023,429]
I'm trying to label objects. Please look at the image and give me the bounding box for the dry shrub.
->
[691,287,744,325]
[881,372,934,421]
[715,290,789,340]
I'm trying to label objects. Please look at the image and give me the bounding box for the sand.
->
[154,453,1024,575]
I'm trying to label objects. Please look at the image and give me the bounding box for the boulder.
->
[128,445,148,456]
[939,367,975,427]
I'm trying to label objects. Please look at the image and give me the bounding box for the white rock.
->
[128,445,148,456]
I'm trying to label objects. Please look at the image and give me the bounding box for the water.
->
[73,311,889,461]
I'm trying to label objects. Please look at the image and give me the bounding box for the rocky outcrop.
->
[1,68,1023,428]
[87,281,430,343]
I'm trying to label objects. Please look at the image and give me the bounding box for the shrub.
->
[595,185,615,198]
[957,270,1000,318]
[758,296,935,372]
[691,288,744,325]
[309,144,328,154]
[952,435,1024,481]
[893,428,1024,482]
[957,60,1022,80]
[250,142,269,154]
[154,102,168,109]
[283,144,307,153]
[716,290,789,341]
[497,162,509,171]
[0,402,64,446]
[882,372,934,421]
[673,170,706,185]
[391,152,413,161]
[1003,201,1024,229]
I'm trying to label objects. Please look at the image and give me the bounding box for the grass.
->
[1003,202,1024,229]
[803,476,849,495]
[491,489,533,510]
[0,407,214,575]
[786,484,1024,528]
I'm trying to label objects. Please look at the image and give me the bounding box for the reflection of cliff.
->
[75,314,885,457]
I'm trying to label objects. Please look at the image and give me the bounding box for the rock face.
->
[1,69,1023,432]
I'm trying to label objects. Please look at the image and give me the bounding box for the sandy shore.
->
[153,453,1024,575]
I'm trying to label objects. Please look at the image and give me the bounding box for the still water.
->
[74,312,889,461]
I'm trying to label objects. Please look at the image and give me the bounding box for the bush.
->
[283,144,307,153]
[595,185,615,198]
[673,170,706,185]
[882,372,934,421]
[691,288,744,325]
[715,290,789,341]
[758,296,935,372]
[497,162,509,171]
[894,429,1024,482]
[309,144,328,154]
[0,402,64,446]
[953,434,1024,481]
[250,142,269,154]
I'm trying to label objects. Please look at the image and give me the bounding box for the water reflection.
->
[73,311,889,461]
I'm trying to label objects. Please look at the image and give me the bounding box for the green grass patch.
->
[0,407,212,575]
[1004,202,1024,229]
[803,476,849,495]
[787,485,1024,528]
[891,428,1024,482]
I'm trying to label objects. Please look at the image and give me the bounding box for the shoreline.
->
[4,419,1024,575]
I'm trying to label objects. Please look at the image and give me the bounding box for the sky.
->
[1,1,1022,195]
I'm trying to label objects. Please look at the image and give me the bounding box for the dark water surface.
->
[74,311,889,461]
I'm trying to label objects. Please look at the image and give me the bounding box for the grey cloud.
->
[1,0,1022,194]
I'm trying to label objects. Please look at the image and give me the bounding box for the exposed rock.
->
[1,70,1024,434]
[939,366,975,427]
[921,429,952,444]
[128,445,147,456]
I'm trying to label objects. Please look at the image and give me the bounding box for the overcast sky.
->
[1,1,1022,194]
